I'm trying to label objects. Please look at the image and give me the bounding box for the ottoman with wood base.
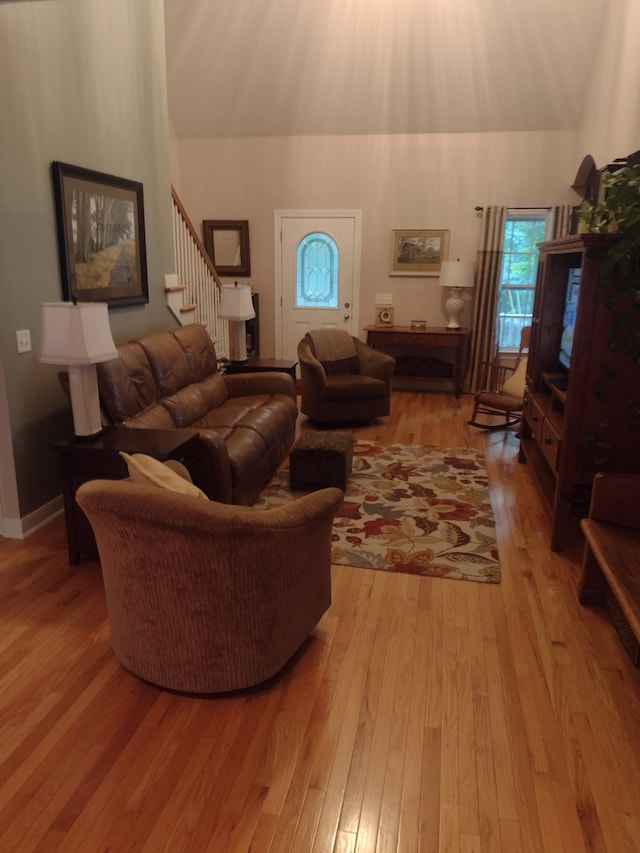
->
[289,432,354,491]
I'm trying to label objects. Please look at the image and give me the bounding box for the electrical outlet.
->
[16,329,32,354]
[375,293,393,305]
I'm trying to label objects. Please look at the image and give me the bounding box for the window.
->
[496,210,550,350]
[295,232,339,308]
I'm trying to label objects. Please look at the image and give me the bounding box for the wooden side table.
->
[54,428,200,565]
[224,358,298,380]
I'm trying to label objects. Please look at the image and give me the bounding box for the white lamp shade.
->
[39,302,118,365]
[439,261,475,289]
[218,283,255,321]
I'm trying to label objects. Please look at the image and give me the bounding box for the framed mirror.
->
[202,219,251,276]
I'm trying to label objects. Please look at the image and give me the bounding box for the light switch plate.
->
[16,329,32,353]
[375,293,393,305]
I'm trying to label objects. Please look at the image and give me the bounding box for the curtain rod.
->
[474,205,553,212]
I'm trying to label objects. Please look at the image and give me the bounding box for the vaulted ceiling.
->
[164,0,609,139]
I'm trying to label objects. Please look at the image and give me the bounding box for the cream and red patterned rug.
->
[257,441,501,584]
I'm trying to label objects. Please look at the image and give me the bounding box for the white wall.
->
[176,130,577,356]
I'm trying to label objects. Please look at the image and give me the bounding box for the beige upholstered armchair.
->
[298,329,395,424]
[76,475,343,693]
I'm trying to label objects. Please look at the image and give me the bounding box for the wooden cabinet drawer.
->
[541,418,562,471]
[528,398,545,444]
[378,333,421,346]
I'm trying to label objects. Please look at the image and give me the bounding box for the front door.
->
[274,210,362,365]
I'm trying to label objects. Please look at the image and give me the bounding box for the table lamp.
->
[219,282,255,362]
[39,301,118,440]
[439,260,475,329]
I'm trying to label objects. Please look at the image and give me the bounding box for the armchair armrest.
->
[298,339,328,391]
[354,339,395,383]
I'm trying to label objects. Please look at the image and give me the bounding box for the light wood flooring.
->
[1,391,639,852]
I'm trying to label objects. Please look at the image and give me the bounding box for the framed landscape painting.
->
[51,161,149,306]
[390,228,450,276]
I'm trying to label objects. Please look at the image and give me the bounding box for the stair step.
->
[165,283,186,293]
[180,303,197,313]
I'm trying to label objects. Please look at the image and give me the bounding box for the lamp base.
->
[229,320,249,362]
[68,363,104,440]
[444,288,465,329]
[71,428,106,443]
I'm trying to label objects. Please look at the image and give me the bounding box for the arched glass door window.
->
[295,232,339,308]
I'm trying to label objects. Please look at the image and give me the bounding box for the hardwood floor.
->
[1,391,639,852]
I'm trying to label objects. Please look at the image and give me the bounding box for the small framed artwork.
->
[51,161,149,307]
[390,229,450,277]
[202,219,251,276]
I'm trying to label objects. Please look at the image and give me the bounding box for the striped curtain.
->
[465,206,506,392]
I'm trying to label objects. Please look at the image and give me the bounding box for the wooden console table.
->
[364,326,470,397]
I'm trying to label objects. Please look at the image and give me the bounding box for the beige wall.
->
[578,0,640,166]
[173,2,640,361]
[0,0,175,523]
[176,131,577,356]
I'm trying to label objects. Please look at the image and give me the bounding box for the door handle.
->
[344,313,350,320]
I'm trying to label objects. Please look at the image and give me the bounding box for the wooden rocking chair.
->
[468,326,531,430]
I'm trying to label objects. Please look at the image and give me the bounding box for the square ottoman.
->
[289,431,355,491]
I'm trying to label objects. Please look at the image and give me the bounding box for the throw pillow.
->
[119,452,209,500]
[501,357,528,399]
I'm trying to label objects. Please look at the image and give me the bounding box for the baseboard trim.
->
[15,495,64,539]
[1,515,23,540]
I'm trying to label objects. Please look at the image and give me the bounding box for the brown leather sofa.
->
[95,323,298,505]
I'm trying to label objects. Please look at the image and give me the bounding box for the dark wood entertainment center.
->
[518,234,640,550]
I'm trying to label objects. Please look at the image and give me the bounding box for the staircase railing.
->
[170,187,229,358]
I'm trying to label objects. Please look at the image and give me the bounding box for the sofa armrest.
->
[192,430,233,504]
[223,371,297,401]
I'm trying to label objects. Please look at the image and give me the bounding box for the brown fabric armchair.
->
[76,478,343,693]
[298,329,395,423]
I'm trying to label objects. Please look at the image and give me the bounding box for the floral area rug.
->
[257,441,501,584]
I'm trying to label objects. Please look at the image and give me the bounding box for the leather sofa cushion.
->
[197,373,229,410]
[172,324,219,382]
[160,384,210,428]
[197,395,270,429]
[197,395,296,442]
[121,404,176,429]
[138,330,192,398]
[97,342,157,424]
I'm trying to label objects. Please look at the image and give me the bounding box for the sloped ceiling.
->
[164,0,609,139]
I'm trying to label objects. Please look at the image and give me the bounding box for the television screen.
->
[559,268,581,370]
